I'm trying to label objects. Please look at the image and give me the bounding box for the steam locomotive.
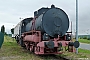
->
[14,5,79,55]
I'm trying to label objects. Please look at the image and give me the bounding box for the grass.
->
[78,39,90,44]
[0,35,42,60]
[79,48,90,54]
[57,48,90,60]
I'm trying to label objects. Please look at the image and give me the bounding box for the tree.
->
[4,32,7,35]
[11,28,14,34]
[1,25,5,34]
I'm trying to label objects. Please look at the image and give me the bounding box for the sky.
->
[0,0,90,35]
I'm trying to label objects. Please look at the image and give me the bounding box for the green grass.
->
[78,39,90,44]
[0,35,42,60]
[79,48,90,54]
[57,48,90,60]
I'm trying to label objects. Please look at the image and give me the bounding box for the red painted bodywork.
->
[24,35,39,42]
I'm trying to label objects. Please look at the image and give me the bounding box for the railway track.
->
[34,54,69,60]
[22,47,69,60]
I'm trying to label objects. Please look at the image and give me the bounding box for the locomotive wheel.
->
[25,42,30,50]
[32,46,35,52]
[26,46,30,50]
[36,46,40,52]
[19,39,24,47]
[30,46,34,52]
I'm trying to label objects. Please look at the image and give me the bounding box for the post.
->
[71,21,72,40]
[76,0,78,54]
